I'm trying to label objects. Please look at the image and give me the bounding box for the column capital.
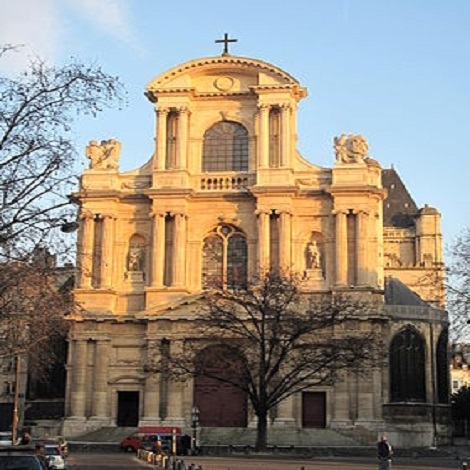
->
[97,213,116,220]
[176,106,190,114]
[170,211,187,218]
[255,209,271,216]
[279,103,292,111]
[332,209,349,216]
[257,103,271,111]
[155,106,170,115]
[274,209,292,216]
[150,210,167,218]
[351,209,369,216]
[79,211,95,221]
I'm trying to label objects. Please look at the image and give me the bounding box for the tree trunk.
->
[255,410,268,451]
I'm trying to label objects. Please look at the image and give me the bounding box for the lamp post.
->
[191,405,200,455]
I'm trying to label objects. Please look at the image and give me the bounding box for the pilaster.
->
[91,339,110,419]
[99,214,115,288]
[69,339,88,418]
[256,209,271,273]
[177,107,189,169]
[156,107,169,171]
[258,104,270,168]
[334,209,348,286]
[150,211,166,288]
[79,212,95,289]
[172,212,187,287]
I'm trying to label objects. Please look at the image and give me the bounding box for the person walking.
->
[377,434,393,470]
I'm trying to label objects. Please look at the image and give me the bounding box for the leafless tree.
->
[0,44,125,264]
[447,226,470,339]
[149,273,382,451]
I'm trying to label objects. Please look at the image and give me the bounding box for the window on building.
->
[166,111,178,169]
[202,121,249,172]
[202,225,247,289]
[436,328,450,403]
[269,108,281,167]
[390,327,426,402]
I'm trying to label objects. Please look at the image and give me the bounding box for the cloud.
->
[0,0,145,73]
[68,0,146,55]
[0,0,64,73]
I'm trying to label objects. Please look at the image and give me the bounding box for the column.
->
[172,213,186,287]
[280,104,291,167]
[334,209,348,286]
[70,339,88,418]
[278,210,292,272]
[79,213,94,289]
[151,212,166,288]
[156,107,168,170]
[100,214,114,288]
[143,345,161,421]
[256,209,270,273]
[92,339,110,418]
[177,107,189,169]
[355,210,368,285]
[258,104,270,168]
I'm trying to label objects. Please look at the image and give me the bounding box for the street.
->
[65,452,463,470]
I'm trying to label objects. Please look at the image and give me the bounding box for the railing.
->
[198,173,254,191]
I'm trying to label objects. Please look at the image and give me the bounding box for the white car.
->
[44,444,68,469]
[0,432,13,446]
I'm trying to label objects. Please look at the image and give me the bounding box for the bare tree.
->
[447,226,470,339]
[149,274,381,451]
[0,44,125,263]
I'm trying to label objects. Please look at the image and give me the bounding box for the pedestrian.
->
[377,434,393,470]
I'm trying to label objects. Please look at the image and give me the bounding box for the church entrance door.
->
[117,391,139,427]
[302,391,326,428]
[194,346,247,427]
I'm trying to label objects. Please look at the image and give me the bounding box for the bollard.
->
[462,462,467,470]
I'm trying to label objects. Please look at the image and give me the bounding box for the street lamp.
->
[191,405,200,455]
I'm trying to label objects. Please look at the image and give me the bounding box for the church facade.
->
[64,48,450,447]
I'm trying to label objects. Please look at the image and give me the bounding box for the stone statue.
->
[86,138,121,170]
[127,246,144,272]
[334,134,368,163]
[306,240,321,269]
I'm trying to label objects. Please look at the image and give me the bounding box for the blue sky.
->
[0,0,468,246]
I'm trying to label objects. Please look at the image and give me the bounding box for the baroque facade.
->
[64,48,449,447]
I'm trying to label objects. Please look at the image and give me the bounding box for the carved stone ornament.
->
[86,138,121,170]
[334,134,368,164]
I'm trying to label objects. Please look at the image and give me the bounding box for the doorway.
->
[302,391,326,428]
[117,391,139,427]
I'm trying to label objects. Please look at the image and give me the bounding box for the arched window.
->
[202,121,249,172]
[166,111,178,169]
[390,327,426,402]
[269,108,281,167]
[202,225,247,289]
[436,328,450,404]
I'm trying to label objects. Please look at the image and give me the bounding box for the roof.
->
[382,167,418,228]
[384,276,430,306]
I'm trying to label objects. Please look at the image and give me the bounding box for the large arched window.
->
[436,327,450,404]
[202,121,249,172]
[202,225,247,289]
[390,327,426,402]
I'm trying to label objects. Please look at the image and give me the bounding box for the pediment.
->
[146,55,306,100]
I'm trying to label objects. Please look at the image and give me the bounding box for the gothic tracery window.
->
[202,121,249,172]
[202,225,247,289]
[390,327,426,402]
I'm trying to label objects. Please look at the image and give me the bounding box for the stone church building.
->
[64,45,450,448]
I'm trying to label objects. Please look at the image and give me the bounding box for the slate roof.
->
[382,167,419,228]
[384,276,429,306]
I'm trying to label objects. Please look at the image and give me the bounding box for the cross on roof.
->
[215,33,238,56]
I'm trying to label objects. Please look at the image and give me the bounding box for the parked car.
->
[44,444,67,470]
[0,454,47,469]
[0,432,13,446]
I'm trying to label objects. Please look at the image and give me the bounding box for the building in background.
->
[64,46,449,448]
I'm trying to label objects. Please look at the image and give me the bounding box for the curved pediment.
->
[146,55,307,101]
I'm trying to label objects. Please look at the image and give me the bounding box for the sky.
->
[0,0,468,247]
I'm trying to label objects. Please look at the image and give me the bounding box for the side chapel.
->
[64,41,450,447]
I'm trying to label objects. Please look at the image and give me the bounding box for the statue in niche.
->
[334,134,368,164]
[86,138,121,170]
[306,240,321,270]
[127,246,144,272]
